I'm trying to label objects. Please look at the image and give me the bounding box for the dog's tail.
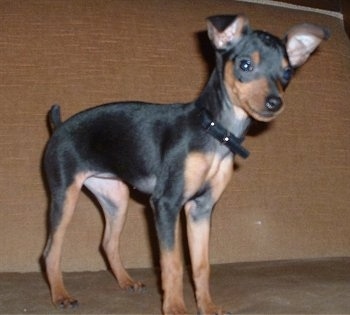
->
[48,104,62,132]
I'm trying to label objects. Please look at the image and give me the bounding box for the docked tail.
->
[48,104,62,132]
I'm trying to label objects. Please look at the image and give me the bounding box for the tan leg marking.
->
[160,218,187,315]
[185,155,233,314]
[103,182,144,290]
[209,155,234,203]
[84,177,144,291]
[185,202,214,314]
[45,173,86,308]
[184,152,225,200]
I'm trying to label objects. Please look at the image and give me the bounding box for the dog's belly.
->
[89,172,157,195]
[130,176,157,194]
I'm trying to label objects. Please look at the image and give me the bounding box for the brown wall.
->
[0,0,349,272]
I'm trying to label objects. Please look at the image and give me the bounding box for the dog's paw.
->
[163,304,188,315]
[199,303,232,315]
[120,279,146,293]
[54,296,79,309]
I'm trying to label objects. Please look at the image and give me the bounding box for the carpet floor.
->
[0,258,349,314]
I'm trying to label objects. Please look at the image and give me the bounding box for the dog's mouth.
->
[246,104,283,122]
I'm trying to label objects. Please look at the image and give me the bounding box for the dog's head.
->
[207,15,329,122]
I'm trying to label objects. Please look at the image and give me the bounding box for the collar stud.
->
[198,107,250,159]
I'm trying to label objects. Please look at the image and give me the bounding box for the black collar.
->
[197,107,250,159]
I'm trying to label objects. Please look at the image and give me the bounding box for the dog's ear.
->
[207,14,250,50]
[285,24,330,68]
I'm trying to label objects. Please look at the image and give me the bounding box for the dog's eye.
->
[239,59,254,72]
[283,67,293,81]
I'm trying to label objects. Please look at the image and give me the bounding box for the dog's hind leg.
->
[84,177,145,291]
[44,174,86,308]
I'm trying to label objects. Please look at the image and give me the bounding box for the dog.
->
[43,14,329,315]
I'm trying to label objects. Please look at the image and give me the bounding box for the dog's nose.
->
[265,95,283,112]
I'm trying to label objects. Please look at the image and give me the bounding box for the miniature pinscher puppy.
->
[43,15,329,315]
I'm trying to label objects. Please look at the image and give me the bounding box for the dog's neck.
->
[196,66,251,140]
[196,105,250,158]
[195,67,251,158]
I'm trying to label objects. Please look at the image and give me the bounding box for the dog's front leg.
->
[159,219,186,315]
[151,195,187,315]
[185,156,234,315]
[185,198,222,315]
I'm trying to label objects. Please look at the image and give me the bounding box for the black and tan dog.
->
[43,15,328,315]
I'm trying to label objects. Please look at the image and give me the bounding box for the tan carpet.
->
[1,258,349,314]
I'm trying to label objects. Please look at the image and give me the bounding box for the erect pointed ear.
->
[285,23,330,68]
[207,14,250,50]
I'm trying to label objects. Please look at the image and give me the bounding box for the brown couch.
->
[0,0,349,313]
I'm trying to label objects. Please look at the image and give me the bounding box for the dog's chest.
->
[183,151,232,200]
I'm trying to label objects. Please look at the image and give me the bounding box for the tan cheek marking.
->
[236,78,269,113]
[224,61,269,115]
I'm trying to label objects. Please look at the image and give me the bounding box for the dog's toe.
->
[128,281,146,292]
[56,297,79,309]
[121,280,146,292]
[198,303,232,315]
